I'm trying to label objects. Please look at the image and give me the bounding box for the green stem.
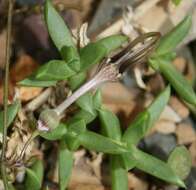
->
[110,156,128,190]
[1,0,14,189]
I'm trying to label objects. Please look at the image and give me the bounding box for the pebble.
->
[169,96,189,119]
[143,132,177,161]
[185,167,196,190]
[176,123,196,145]
[154,120,176,134]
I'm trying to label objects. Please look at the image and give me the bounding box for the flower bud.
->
[37,109,60,131]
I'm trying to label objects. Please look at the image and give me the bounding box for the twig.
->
[25,87,52,112]
[1,0,14,189]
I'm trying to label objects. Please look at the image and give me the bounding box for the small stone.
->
[176,123,196,145]
[147,74,165,95]
[172,57,186,73]
[88,0,133,35]
[143,132,177,161]
[128,173,148,190]
[138,5,169,33]
[101,82,136,118]
[169,96,189,119]
[189,141,196,166]
[70,184,104,190]
[160,105,181,123]
[185,167,196,190]
[154,120,176,134]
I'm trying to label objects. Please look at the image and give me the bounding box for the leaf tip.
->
[177,179,186,189]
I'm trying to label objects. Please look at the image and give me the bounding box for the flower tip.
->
[37,119,50,132]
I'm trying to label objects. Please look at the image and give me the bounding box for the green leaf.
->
[78,131,129,154]
[120,153,137,170]
[122,112,150,146]
[0,100,20,133]
[80,35,128,71]
[60,46,80,72]
[80,43,106,71]
[110,156,128,190]
[99,109,128,190]
[130,147,186,188]
[97,35,128,54]
[147,85,171,126]
[149,52,177,71]
[40,123,67,140]
[68,71,87,90]
[122,86,170,146]
[168,146,192,180]
[99,109,121,141]
[93,90,102,110]
[34,60,75,81]
[58,143,74,190]
[8,184,16,190]
[172,0,182,6]
[158,59,196,105]
[44,0,81,72]
[155,15,191,56]
[44,0,74,51]
[25,159,44,190]
[19,60,76,87]
[70,109,97,125]
[76,93,95,115]
[65,119,86,151]
[18,77,57,87]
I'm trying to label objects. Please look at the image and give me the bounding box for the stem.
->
[54,64,119,115]
[54,77,99,115]
[1,0,14,189]
[25,87,52,111]
[110,156,128,190]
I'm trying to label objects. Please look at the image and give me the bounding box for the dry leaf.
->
[18,86,43,102]
[0,80,14,105]
[10,54,39,83]
[78,23,90,47]
[86,152,103,179]
[54,149,103,189]
[6,109,35,166]
[0,30,7,69]
[69,155,102,188]
[134,67,147,90]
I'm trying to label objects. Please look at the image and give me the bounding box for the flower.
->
[38,32,160,131]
